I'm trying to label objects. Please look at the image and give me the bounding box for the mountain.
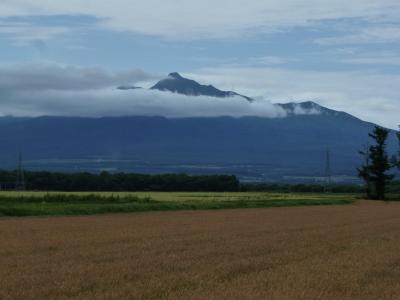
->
[151,72,254,102]
[0,104,396,182]
[0,73,395,182]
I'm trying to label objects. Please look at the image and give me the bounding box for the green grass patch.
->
[0,192,355,217]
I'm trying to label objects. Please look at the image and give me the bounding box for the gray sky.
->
[0,1,399,128]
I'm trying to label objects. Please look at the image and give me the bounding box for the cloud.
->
[0,2,397,129]
[248,56,299,66]
[316,27,400,45]
[2,89,286,118]
[0,63,398,129]
[340,53,400,66]
[185,66,400,129]
[0,1,400,40]
[31,39,47,53]
[0,20,70,45]
[0,64,285,118]
[0,63,155,91]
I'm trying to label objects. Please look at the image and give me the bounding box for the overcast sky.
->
[0,1,399,128]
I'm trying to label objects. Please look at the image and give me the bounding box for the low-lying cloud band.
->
[0,64,286,118]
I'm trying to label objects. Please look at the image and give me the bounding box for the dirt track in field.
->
[1,201,400,299]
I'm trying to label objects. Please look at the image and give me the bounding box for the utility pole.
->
[15,152,26,191]
[324,149,331,193]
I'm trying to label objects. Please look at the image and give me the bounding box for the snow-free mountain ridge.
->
[150,72,254,102]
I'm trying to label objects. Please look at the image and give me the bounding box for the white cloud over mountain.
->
[0,63,399,130]
[0,64,286,118]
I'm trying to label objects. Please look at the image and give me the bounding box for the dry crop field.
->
[1,201,400,299]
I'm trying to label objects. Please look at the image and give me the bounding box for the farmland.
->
[0,191,355,217]
[1,200,400,299]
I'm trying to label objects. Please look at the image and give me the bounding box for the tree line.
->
[241,183,364,193]
[4,169,394,193]
[0,172,240,192]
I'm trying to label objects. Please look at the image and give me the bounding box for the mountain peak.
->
[151,72,253,102]
[168,72,183,79]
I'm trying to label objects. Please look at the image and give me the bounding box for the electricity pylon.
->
[15,152,26,191]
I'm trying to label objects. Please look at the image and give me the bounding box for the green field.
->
[0,191,356,217]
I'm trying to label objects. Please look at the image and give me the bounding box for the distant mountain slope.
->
[150,72,254,101]
[0,71,395,180]
[0,103,395,180]
[277,101,340,116]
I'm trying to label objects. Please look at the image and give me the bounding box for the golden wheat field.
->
[1,201,400,299]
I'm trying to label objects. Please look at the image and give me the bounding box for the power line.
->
[15,152,26,191]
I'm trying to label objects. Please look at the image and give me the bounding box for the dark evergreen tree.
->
[358,126,394,200]
[357,146,372,199]
[397,127,400,170]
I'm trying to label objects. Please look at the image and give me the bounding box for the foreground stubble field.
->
[1,201,400,299]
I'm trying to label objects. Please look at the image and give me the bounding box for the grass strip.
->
[0,194,354,217]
